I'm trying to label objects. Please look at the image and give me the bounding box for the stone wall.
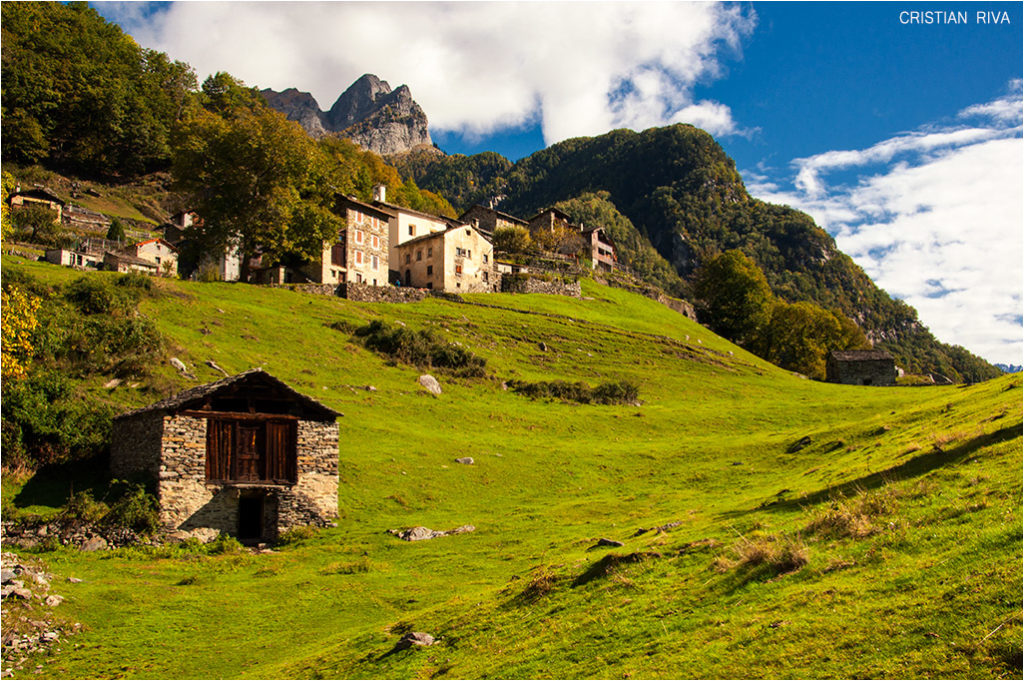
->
[340,282,429,303]
[268,283,342,297]
[155,415,211,532]
[280,420,339,530]
[649,292,697,321]
[110,413,164,479]
[502,273,581,297]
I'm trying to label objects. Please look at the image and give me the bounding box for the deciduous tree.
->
[172,74,343,276]
[692,249,773,346]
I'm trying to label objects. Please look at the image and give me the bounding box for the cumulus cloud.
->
[746,83,1023,366]
[99,1,753,145]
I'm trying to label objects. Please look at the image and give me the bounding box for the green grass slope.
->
[3,256,1021,679]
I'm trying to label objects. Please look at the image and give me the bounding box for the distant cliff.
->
[261,74,434,156]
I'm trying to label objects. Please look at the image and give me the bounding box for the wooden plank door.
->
[235,423,265,481]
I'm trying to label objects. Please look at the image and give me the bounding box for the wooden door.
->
[235,423,265,481]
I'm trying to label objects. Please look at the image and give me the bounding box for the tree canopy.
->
[1,2,197,176]
[171,74,343,272]
[692,250,774,346]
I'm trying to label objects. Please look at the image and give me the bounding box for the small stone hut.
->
[111,369,340,542]
[826,349,897,386]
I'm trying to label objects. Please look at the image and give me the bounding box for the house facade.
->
[395,223,495,292]
[528,207,574,234]
[369,186,449,277]
[103,251,160,275]
[110,369,340,543]
[44,247,102,270]
[583,226,617,272]
[826,349,897,386]
[459,204,528,241]
[125,238,179,276]
[304,196,392,285]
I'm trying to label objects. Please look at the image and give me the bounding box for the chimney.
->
[372,184,386,203]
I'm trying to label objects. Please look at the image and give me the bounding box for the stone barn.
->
[111,369,340,543]
[826,349,897,386]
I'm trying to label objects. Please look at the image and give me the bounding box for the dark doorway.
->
[238,495,264,540]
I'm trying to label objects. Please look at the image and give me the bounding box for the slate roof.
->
[104,251,158,268]
[829,349,893,362]
[114,368,341,421]
[460,204,528,226]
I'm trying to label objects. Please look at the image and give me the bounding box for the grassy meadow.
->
[2,255,1021,679]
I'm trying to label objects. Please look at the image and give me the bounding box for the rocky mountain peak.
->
[262,73,434,156]
[326,74,393,130]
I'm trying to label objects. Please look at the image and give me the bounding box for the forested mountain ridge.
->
[394,126,1000,382]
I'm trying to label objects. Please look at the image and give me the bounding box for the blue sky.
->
[96,1,1022,365]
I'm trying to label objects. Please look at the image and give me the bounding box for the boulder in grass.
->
[418,374,442,396]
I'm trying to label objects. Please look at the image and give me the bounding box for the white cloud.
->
[746,84,1024,366]
[99,1,753,145]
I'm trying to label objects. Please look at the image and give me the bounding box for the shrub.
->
[805,488,901,539]
[591,380,640,405]
[737,535,808,572]
[209,533,244,554]
[278,525,318,545]
[197,263,223,282]
[506,379,639,405]
[1,369,116,467]
[320,557,377,575]
[103,482,160,536]
[59,490,110,527]
[352,320,487,377]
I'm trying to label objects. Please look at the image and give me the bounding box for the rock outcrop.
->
[261,74,434,156]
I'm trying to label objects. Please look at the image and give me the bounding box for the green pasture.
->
[2,256,1020,679]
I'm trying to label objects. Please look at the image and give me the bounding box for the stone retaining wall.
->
[502,274,581,297]
[340,282,430,303]
[268,283,341,296]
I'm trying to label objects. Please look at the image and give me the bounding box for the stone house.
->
[110,369,340,543]
[528,207,574,234]
[459,204,528,242]
[395,222,495,292]
[123,238,179,277]
[8,187,65,222]
[582,226,617,272]
[369,185,450,278]
[102,251,160,275]
[44,247,103,270]
[826,349,897,386]
[302,195,392,286]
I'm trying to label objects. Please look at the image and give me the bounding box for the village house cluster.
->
[13,182,619,294]
[10,186,182,277]
[174,186,620,293]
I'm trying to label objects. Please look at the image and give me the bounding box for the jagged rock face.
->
[325,73,392,130]
[261,74,432,156]
[260,88,327,137]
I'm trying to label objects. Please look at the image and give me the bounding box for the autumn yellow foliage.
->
[1,284,40,381]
